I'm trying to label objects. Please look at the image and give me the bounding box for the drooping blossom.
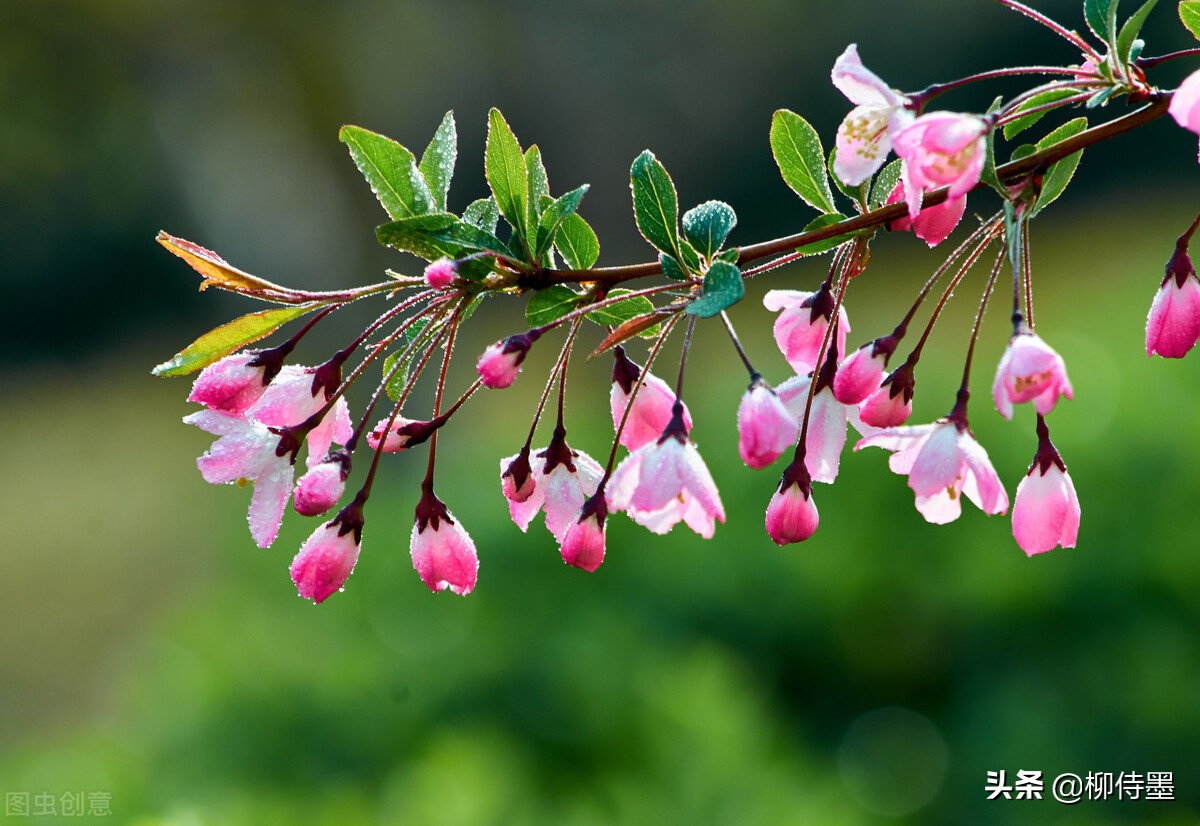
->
[1012,418,1080,556]
[992,332,1073,419]
[610,346,692,450]
[765,462,820,545]
[499,428,604,542]
[365,416,439,452]
[293,450,350,516]
[892,112,989,219]
[424,257,458,289]
[776,369,875,485]
[830,44,914,185]
[290,502,364,603]
[885,180,966,248]
[477,330,541,389]
[763,286,850,374]
[500,447,537,503]
[247,365,353,470]
[560,492,608,572]
[856,416,1008,524]
[609,405,725,538]
[184,409,296,548]
[736,378,799,469]
[188,351,274,415]
[410,488,478,595]
[858,363,916,428]
[1147,214,1200,358]
[1168,68,1200,161]
[833,335,900,405]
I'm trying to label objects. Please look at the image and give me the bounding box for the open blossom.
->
[188,351,272,415]
[763,288,850,374]
[1147,218,1200,358]
[560,493,608,572]
[737,379,799,469]
[992,333,1073,419]
[500,433,604,542]
[411,491,478,595]
[247,365,353,470]
[610,346,692,450]
[893,112,988,219]
[1169,68,1200,161]
[830,44,914,185]
[293,451,350,516]
[885,180,966,248]
[477,330,540,389]
[1012,424,1079,556]
[184,409,295,548]
[856,419,1008,524]
[290,505,363,603]
[609,409,725,538]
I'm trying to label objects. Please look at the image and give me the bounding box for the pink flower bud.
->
[500,449,536,504]
[1169,68,1200,161]
[991,333,1073,420]
[1147,215,1200,358]
[477,331,540,389]
[293,452,350,516]
[610,347,692,450]
[411,492,478,595]
[858,365,915,428]
[893,112,988,219]
[737,380,799,469]
[763,287,850,374]
[290,506,363,603]
[765,475,820,545]
[424,257,458,289]
[885,181,967,248]
[833,340,891,404]
[1012,464,1080,556]
[366,417,439,452]
[560,494,608,572]
[188,352,270,415]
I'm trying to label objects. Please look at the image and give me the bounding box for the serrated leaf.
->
[868,160,903,210]
[686,261,744,317]
[793,213,858,256]
[375,213,462,260]
[1182,0,1200,39]
[630,150,681,257]
[1085,0,1120,42]
[485,108,530,255]
[463,197,500,234]
[770,110,838,214]
[535,184,589,261]
[340,125,436,220]
[714,248,740,265]
[526,285,582,327]
[1086,86,1119,108]
[383,317,431,401]
[592,310,676,356]
[1010,144,1038,162]
[1032,117,1088,217]
[1117,0,1159,61]
[419,111,456,212]
[978,96,1005,194]
[526,146,550,233]
[555,212,600,270]
[586,290,657,331]
[156,232,310,303]
[682,200,737,259]
[660,253,689,281]
[1003,89,1083,140]
[152,304,319,377]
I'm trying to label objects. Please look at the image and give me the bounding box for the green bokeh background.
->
[3,1,1200,823]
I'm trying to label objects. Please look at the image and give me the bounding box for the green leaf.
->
[678,239,703,277]
[375,213,462,260]
[630,150,681,257]
[978,96,1005,194]
[1085,0,1120,42]
[1010,144,1038,162]
[535,184,589,261]
[382,317,431,402]
[794,213,858,256]
[152,304,319,377]
[427,220,513,259]
[340,125,436,220]
[660,253,689,281]
[555,212,600,270]
[1117,0,1159,61]
[682,200,737,259]
[586,289,657,331]
[419,111,456,212]
[1003,89,1083,140]
[1032,117,1088,217]
[714,248,740,265]
[686,261,744,317]
[868,160,903,210]
[770,110,838,214]
[526,146,550,232]
[1181,0,1200,39]
[485,108,530,254]
[462,197,500,234]
[526,285,582,327]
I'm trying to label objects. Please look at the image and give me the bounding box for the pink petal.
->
[290,522,361,603]
[247,461,294,548]
[765,483,819,545]
[1146,277,1200,358]
[959,434,1009,516]
[907,424,964,498]
[804,389,848,484]
[1012,466,1080,555]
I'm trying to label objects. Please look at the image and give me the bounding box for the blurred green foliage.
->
[4,0,1200,823]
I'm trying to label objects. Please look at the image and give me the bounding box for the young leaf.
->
[686,261,745,317]
[586,290,657,329]
[1084,0,1120,43]
[978,96,1005,194]
[555,212,600,270]
[592,310,676,356]
[714,248,740,265]
[382,316,432,401]
[868,160,903,210]
[1003,89,1083,140]
[1117,0,1159,62]
[770,110,838,214]
[535,185,589,261]
[630,150,681,257]
[1181,0,1200,40]
[463,197,500,234]
[485,108,530,254]
[157,232,309,303]
[152,304,320,377]
[682,200,738,259]
[659,253,689,281]
[340,125,436,219]
[526,145,550,232]
[419,111,457,212]
[1032,117,1088,217]
[526,285,582,327]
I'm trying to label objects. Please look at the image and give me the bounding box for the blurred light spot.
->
[836,706,948,817]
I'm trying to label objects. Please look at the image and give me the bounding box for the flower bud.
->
[736,379,798,469]
[858,365,915,428]
[477,330,541,389]
[293,450,350,516]
[765,468,819,545]
[560,493,608,573]
[424,257,458,289]
[1146,214,1200,358]
[833,338,894,404]
[290,504,364,603]
[411,490,478,595]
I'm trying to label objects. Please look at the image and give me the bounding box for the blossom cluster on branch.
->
[155,0,1200,603]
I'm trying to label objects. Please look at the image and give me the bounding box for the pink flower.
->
[424,257,458,289]
[776,374,863,484]
[765,468,820,545]
[293,451,350,516]
[500,448,537,503]
[1012,424,1080,556]
[410,491,478,595]
[477,330,541,389]
[560,493,608,572]
[188,352,272,415]
[992,333,1073,419]
[1169,68,1200,161]
[833,336,899,405]
[500,432,604,542]
[885,181,966,248]
[184,409,295,548]
[856,419,1008,524]
[858,364,915,428]
[763,287,850,373]
[247,365,353,470]
[290,504,363,603]
[737,379,799,469]
[830,45,914,186]
[365,416,438,452]
[609,411,725,538]
[892,112,989,219]
[610,347,692,450]
[1147,218,1200,358]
